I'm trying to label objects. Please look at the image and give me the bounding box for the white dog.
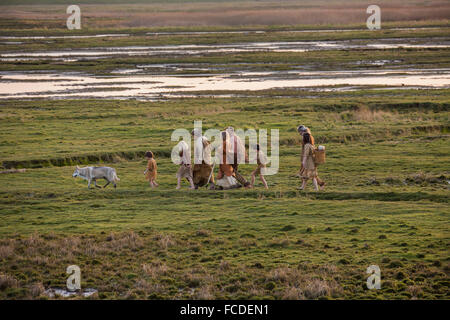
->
[72,166,120,189]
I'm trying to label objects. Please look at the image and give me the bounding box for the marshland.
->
[0,0,449,300]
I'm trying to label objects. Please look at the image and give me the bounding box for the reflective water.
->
[2,38,448,61]
[1,69,449,100]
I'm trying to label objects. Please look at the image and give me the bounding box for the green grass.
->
[2,27,449,50]
[0,94,449,299]
[1,25,448,76]
[1,20,449,38]
[3,48,450,75]
[0,14,449,299]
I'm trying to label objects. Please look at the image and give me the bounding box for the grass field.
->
[0,0,449,300]
[0,93,449,299]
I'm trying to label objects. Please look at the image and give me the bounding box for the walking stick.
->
[206,158,216,187]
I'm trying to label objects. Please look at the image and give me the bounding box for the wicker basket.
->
[314,149,326,164]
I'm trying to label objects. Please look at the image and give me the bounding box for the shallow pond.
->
[1,69,449,100]
[2,38,448,62]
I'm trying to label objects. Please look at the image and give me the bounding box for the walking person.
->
[191,128,215,189]
[297,125,325,189]
[299,133,319,191]
[144,151,158,188]
[250,144,269,189]
[217,131,250,189]
[225,127,251,188]
[175,140,195,190]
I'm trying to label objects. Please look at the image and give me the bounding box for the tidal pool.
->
[2,38,448,62]
[1,69,449,100]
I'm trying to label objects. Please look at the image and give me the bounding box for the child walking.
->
[250,144,269,189]
[144,151,158,188]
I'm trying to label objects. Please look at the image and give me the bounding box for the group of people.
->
[144,125,324,191]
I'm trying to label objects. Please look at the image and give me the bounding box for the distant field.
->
[1,25,449,77]
[1,0,450,29]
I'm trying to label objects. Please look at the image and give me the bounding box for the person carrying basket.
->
[299,132,323,191]
[297,125,326,189]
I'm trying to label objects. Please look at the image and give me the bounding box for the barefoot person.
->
[175,140,195,190]
[297,125,325,189]
[250,144,268,189]
[144,151,158,188]
[300,133,319,191]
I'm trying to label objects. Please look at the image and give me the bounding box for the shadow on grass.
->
[2,190,447,203]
